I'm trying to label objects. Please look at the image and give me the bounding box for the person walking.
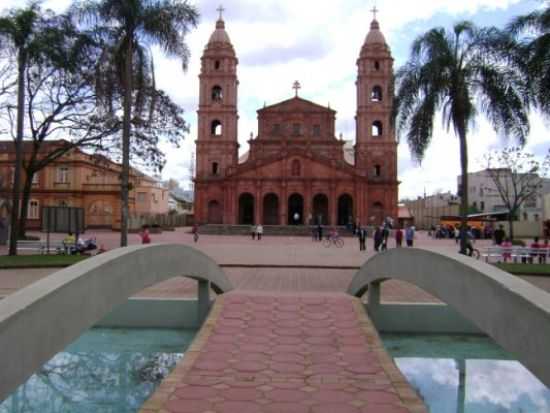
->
[373,226,383,252]
[139,226,151,245]
[395,227,403,247]
[256,224,263,240]
[317,224,323,241]
[493,224,505,246]
[192,223,199,243]
[381,225,389,251]
[250,225,256,240]
[405,225,415,247]
[358,227,367,251]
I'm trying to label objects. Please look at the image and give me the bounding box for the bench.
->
[16,240,67,255]
[482,247,549,264]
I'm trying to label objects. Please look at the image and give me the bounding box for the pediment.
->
[258,97,335,114]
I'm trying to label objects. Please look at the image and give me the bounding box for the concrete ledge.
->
[0,243,233,402]
[348,247,550,387]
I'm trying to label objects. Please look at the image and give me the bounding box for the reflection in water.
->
[383,334,550,413]
[0,328,195,413]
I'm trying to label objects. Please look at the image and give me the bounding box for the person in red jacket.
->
[395,227,403,247]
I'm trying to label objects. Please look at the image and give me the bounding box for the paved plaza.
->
[1,228,549,300]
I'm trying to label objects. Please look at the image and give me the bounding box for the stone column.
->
[281,182,287,225]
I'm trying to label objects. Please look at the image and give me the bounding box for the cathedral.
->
[194,11,398,227]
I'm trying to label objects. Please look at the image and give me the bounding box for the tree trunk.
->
[120,40,133,247]
[18,171,34,239]
[508,216,515,241]
[8,51,27,256]
[458,128,469,255]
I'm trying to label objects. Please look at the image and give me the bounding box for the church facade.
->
[194,13,398,227]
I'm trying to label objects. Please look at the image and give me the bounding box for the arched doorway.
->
[238,193,255,225]
[287,193,304,225]
[371,202,384,226]
[207,200,222,224]
[263,193,279,225]
[88,200,113,228]
[338,194,353,226]
[313,194,329,225]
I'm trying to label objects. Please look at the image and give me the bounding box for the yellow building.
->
[0,140,168,230]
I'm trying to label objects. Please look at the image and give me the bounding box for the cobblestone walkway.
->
[141,292,427,413]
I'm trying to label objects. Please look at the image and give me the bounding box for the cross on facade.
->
[370,5,378,20]
[217,5,225,20]
[293,81,301,97]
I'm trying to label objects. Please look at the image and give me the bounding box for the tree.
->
[394,21,530,253]
[74,0,199,247]
[484,147,550,240]
[507,3,550,116]
[0,3,78,255]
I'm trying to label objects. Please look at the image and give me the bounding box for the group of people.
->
[493,224,549,263]
[356,224,416,252]
[62,232,99,255]
[250,224,264,240]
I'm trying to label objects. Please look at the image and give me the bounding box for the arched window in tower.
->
[374,164,381,177]
[372,121,383,137]
[292,123,301,136]
[374,61,380,71]
[211,85,223,102]
[291,159,301,177]
[371,86,383,102]
[214,60,221,70]
[211,120,223,136]
[212,162,219,176]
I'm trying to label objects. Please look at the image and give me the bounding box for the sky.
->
[1,0,549,198]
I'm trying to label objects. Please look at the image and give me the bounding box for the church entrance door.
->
[287,193,304,225]
[263,193,279,225]
[313,194,329,225]
[337,194,353,226]
[238,193,255,225]
[208,200,223,224]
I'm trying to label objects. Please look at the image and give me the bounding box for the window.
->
[374,61,380,71]
[534,214,540,222]
[374,165,381,177]
[212,162,219,176]
[313,124,321,137]
[480,201,485,211]
[211,120,222,136]
[371,86,383,102]
[292,123,301,136]
[214,60,221,70]
[211,85,223,102]
[58,200,69,207]
[371,121,383,137]
[291,159,301,176]
[32,173,39,185]
[28,199,39,220]
[523,212,528,221]
[272,123,281,135]
[56,166,69,183]
[137,192,146,202]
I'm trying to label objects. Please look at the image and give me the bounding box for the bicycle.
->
[323,235,344,248]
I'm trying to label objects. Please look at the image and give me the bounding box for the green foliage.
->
[0,254,88,268]
[496,262,550,275]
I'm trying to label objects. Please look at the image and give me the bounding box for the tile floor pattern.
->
[141,292,428,413]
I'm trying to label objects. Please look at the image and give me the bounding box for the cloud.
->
[240,36,331,66]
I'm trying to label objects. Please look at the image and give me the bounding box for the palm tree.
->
[0,4,64,255]
[74,0,198,247]
[394,22,530,253]
[507,4,550,116]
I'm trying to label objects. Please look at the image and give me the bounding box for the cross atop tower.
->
[217,5,225,20]
[370,5,378,20]
[292,81,301,97]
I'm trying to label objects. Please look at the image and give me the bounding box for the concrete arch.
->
[348,248,550,387]
[0,244,233,402]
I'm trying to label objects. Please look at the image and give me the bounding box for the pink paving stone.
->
[270,362,307,374]
[274,311,299,320]
[303,312,329,320]
[263,403,310,413]
[164,399,212,413]
[234,352,266,362]
[174,385,219,399]
[305,336,336,345]
[312,390,355,403]
[339,345,373,354]
[301,297,326,304]
[274,319,302,328]
[358,391,403,404]
[272,353,306,364]
[308,345,338,354]
[273,327,303,337]
[193,359,230,371]
[339,336,367,345]
[265,389,309,402]
[303,327,333,337]
[219,387,262,401]
[238,343,272,353]
[306,319,333,328]
[242,327,273,336]
[361,405,409,413]
[234,361,268,373]
[215,401,264,413]
[346,364,383,374]
[310,363,345,374]
[274,336,303,345]
[210,334,237,344]
[310,353,341,364]
[311,404,361,413]
[238,335,272,344]
[202,343,238,353]
[272,344,305,353]
[270,380,308,389]
[180,375,225,386]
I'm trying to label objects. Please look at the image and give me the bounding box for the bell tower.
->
[196,8,239,180]
[355,10,398,223]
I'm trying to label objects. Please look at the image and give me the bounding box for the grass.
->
[495,262,550,276]
[0,254,89,269]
